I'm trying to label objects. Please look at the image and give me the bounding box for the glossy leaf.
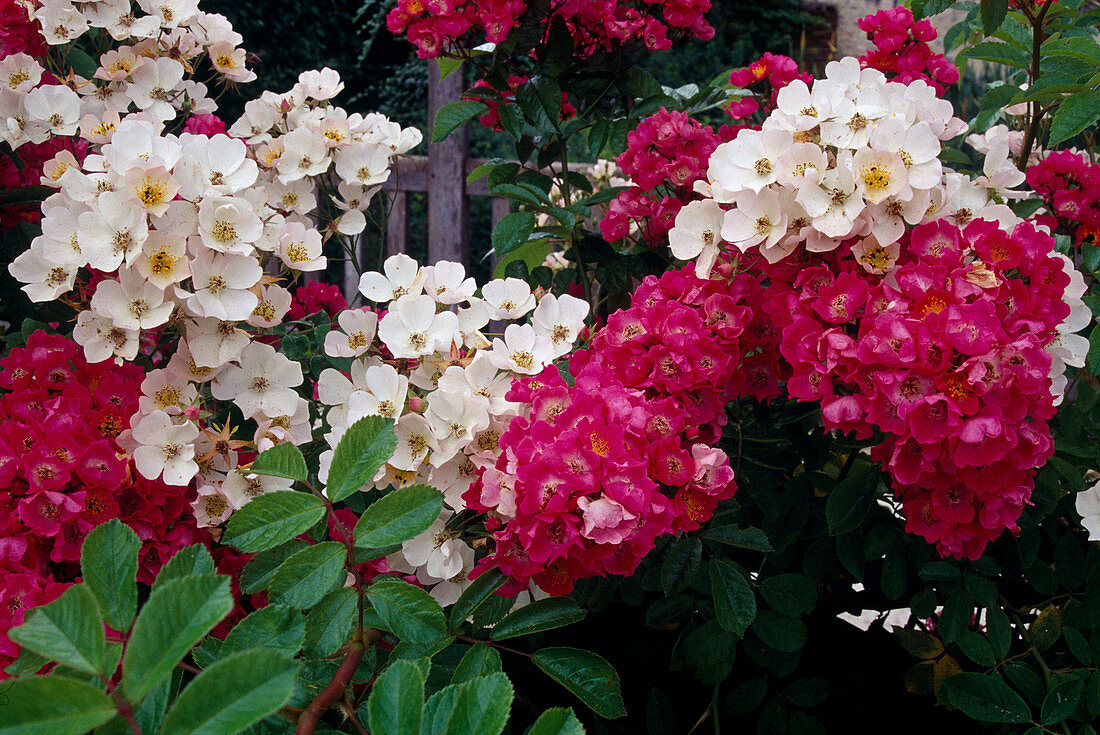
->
[448,568,507,629]
[366,578,448,645]
[710,558,756,637]
[327,416,398,502]
[941,673,1031,723]
[304,587,358,657]
[490,597,585,641]
[8,584,105,676]
[80,519,139,632]
[0,675,116,735]
[152,544,216,590]
[367,659,424,735]
[531,647,626,719]
[219,605,306,658]
[268,541,346,609]
[353,484,442,548]
[122,574,233,701]
[159,649,300,735]
[527,708,585,735]
[222,491,327,553]
[249,442,308,483]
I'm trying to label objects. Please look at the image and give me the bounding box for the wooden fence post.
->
[427,60,470,266]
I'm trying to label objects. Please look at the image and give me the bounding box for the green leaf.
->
[268,541,346,609]
[941,673,1031,723]
[912,0,959,18]
[710,558,756,637]
[153,544,216,591]
[499,104,523,141]
[660,537,702,595]
[449,568,507,629]
[980,0,1008,36]
[958,632,996,667]
[698,525,773,552]
[8,584,105,675]
[751,611,807,653]
[491,211,537,259]
[527,708,585,735]
[452,644,502,684]
[531,647,626,719]
[445,672,513,735]
[353,484,442,548]
[122,574,233,701]
[304,587,358,658]
[80,519,139,632]
[220,605,306,658]
[222,491,327,553]
[758,574,818,617]
[1040,677,1084,725]
[239,540,310,594]
[67,47,97,78]
[1029,605,1062,651]
[437,57,463,80]
[986,606,1012,659]
[490,598,585,641]
[249,442,308,483]
[328,416,398,502]
[896,629,944,660]
[826,465,878,534]
[366,578,448,645]
[1048,93,1100,147]
[159,649,300,735]
[0,675,116,735]
[962,40,1031,69]
[368,660,425,735]
[433,100,485,143]
[3,648,50,677]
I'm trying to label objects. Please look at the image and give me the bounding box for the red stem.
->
[295,640,367,735]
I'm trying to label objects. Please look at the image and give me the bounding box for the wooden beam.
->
[386,190,408,257]
[426,60,469,265]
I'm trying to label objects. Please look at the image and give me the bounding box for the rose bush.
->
[3,0,1100,734]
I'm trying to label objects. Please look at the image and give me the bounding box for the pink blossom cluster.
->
[386,0,713,60]
[600,108,720,246]
[857,6,960,95]
[0,0,45,58]
[466,266,757,595]
[286,281,349,322]
[760,219,1068,559]
[1026,150,1100,247]
[0,331,209,671]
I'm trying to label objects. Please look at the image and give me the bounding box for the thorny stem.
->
[110,691,143,735]
[1018,0,1055,169]
[295,639,367,735]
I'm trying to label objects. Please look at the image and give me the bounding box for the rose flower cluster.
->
[0,331,209,671]
[857,6,960,94]
[465,264,775,594]
[387,0,714,60]
[1026,150,1100,247]
[665,54,1090,559]
[600,108,721,247]
[761,219,1087,559]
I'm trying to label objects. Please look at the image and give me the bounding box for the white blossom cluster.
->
[669,57,1028,276]
[4,5,420,517]
[310,254,589,604]
[1,0,254,153]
